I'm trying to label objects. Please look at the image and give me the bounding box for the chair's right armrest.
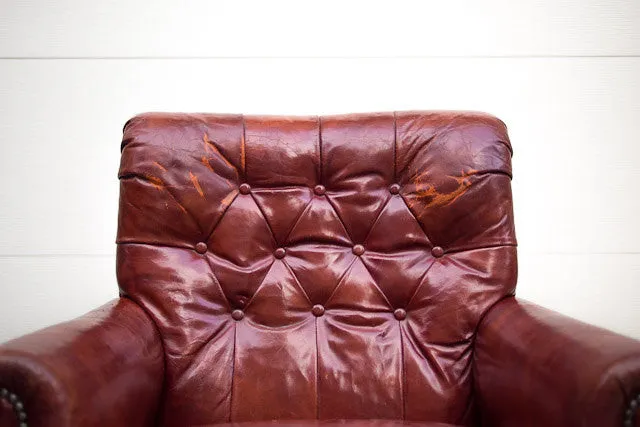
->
[0,298,164,427]
[474,297,640,427]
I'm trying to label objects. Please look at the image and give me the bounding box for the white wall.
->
[0,0,639,341]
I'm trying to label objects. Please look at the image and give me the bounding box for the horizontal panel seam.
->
[4,251,640,257]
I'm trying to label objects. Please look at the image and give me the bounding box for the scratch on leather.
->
[189,171,205,198]
[144,174,164,191]
[135,172,188,214]
[220,191,236,207]
[413,169,477,208]
[201,156,215,172]
[153,161,167,172]
[203,133,236,170]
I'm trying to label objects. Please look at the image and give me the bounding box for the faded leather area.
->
[116,111,517,426]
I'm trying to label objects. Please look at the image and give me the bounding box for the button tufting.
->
[274,247,286,259]
[389,184,401,194]
[352,244,365,256]
[312,304,325,317]
[314,185,326,196]
[431,246,445,258]
[239,183,251,194]
[231,309,244,321]
[195,242,208,254]
[394,308,407,320]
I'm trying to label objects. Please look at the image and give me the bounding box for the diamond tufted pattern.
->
[116,111,517,427]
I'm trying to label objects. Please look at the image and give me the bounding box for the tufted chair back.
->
[116,111,517,427]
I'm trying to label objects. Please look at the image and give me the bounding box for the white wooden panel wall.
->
[0,1,639,341]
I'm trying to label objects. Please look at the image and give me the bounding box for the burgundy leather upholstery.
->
[475,298,640,427]
[0,299,163,426]
[0,111,639,427]
[116,111,516,426]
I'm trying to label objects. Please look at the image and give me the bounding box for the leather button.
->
[239,183,251,194]
[274,247,286,259]
[312,304,325,317]
[352,244,365,256]
[231,309,244,321]
[314,184,326,196]
[431,246,444,258]
[394,308,407,320]
[195,242,208,254]
[389,184,401,194]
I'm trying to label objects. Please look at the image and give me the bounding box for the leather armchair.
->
[1,112,639,427]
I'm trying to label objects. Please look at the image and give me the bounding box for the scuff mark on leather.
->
[153,161,167,172]
[201,156,215,172]
[220,190,236,207]
[189,171,205,198]
[413,169,477,208]
[203,133,235,169]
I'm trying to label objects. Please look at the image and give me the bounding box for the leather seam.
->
[249,192,279,247]
[282,196,316,244]
[116,241,192,250]
[398,320,406,420]
[237,259,277,312]
[281,259,313,306]
[323,256,359,306]
[473,294,516,339]
[318,116,323,184]
[446,242,518,254]
[404,259,437,310]
[398,193,435,248]
[315,315,320,420]
[362,192,393,246]
[118,295,167,426]
[202,255,233,311]
[229,319,237,422]
[241,115,247,180]
[323,194,355,244]
[393,111,398,183]
[204,190,240,242]
[357,258,394,310]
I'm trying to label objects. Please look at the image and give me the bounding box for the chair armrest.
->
[0,298,164,427]
[474,297,640,427]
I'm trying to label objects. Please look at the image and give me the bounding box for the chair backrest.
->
[116,111,517,426]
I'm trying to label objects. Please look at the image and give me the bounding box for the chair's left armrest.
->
[474,297,640,427]
[0,298,164,427]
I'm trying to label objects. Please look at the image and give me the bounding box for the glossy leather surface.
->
[1,111,639,427]
[0,299,163,426]
[116,112,517,426]
[475,297,640,427]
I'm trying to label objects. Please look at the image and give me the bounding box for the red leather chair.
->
[1,112,639,427]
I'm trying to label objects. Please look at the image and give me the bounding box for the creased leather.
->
[2,111,639,427]
[474,297,640,427]
[116,111,517,426]
[0,299,163,426]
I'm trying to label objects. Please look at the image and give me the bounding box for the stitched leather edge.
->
[0,387,28,426]
[624,392,640,426]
